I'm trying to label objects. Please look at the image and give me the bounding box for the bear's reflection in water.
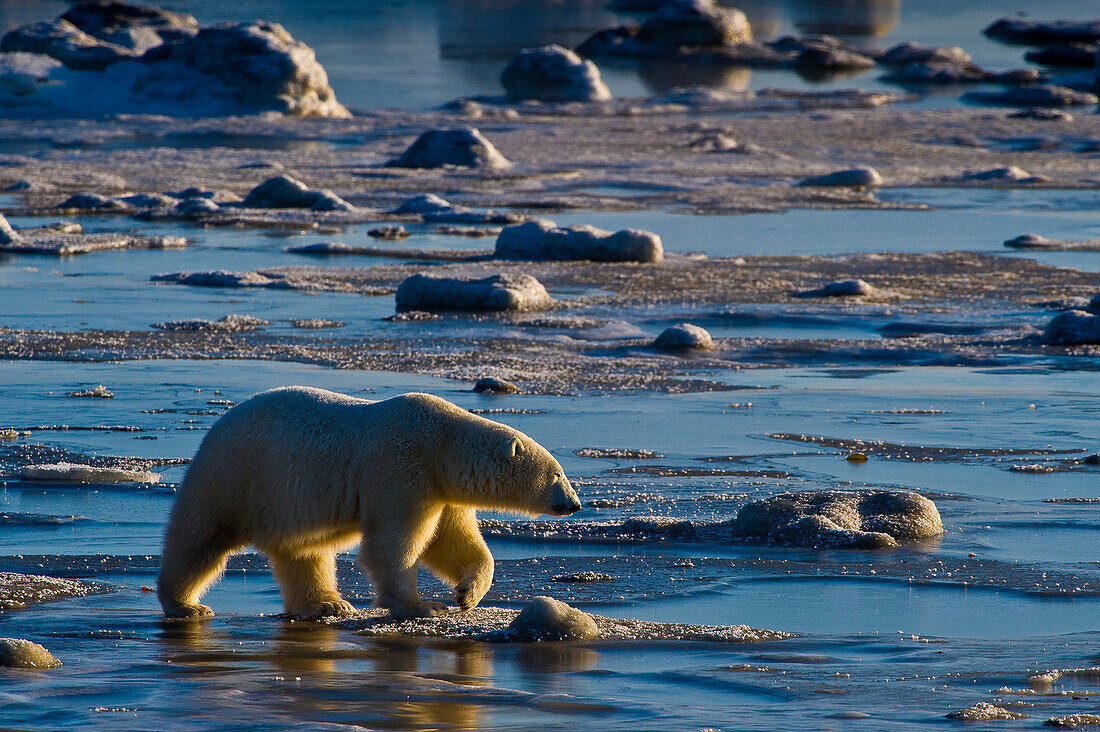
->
[153,617,604,730]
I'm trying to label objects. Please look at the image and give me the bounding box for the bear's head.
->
[494,432,581,517]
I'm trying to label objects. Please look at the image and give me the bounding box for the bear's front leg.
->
[421,506,494,611]
[360,506,446,619]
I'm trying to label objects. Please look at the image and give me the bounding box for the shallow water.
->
[2,0,1099,111]
[1,0,1100,729]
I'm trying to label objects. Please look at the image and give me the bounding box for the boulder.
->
[0,20,134,70]
[1042,309,1100,345]
[135,21,350,117]
[241,175,354,211]
[494,219,663,263]
[388,128,512,170]
[490,596,599,642]
[501,44,610,103]
[652,323,714,350]
[730,490,944,549]
[473,377,521,394]
[0,638,62,669]
[797,167,881,187]
[636,0,752,49]
[394,273,554,312]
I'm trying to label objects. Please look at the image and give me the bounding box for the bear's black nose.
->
[552,499,582,516]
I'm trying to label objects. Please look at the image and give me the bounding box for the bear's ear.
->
[499,436,522,461]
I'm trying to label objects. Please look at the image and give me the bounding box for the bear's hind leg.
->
[158,526,235,618]
[268,550,356,618]
[421,506,494,611]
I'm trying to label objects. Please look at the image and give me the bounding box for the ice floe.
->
[796,168,882,187]
[241,174,354,212]
[20,462,159,484]
[0,638,62,669]
[387,128,512,170]
[0,571,99,611]
[945,703,1028,721]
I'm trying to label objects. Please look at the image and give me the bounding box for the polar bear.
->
[157,387,580,619]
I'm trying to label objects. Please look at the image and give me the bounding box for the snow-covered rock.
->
[796,167,882,187]
[388,128,512,170]
[636,0,752,49]
[794,279,876,298]
[501,44,610,103]
[486,596,599,642]
[0,638,62,669]
[652,323,714,351]
[495,219,663,263]
[241,175,353,211]
[395,273,554,312]
[1042,309,1100,345]
[730,490,943,549]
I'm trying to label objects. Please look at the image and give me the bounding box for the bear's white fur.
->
[157,387,580,619]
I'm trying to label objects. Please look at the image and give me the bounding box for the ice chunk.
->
[1003,234,1100,251]
[495,219,663,263]
[1042,309,1100,345]
[879,42,972,67]
[964,85,1098,108]
[21,462,159,484]
[395,273,554,312]
[501,44,611,103]
[0,20,135,71]
[67,385,113,398]
[0,638,62,669]
[151,270,283,288]
[652,323,715,351]
[945,703,1028,721]
[1043,714,1100,728]
[486,596,599,642]
[0,571,98,611]
[152,314,269,332]
[242,175,353,211]
[730,490,944,549]
[0,52,68,100]
[0,213,23,244]
[59,2,198,53]
[392,194,519,225]
[794,279,876,298]
[797,167,882,187]
[637,0,752,49]
[388,128,512,170]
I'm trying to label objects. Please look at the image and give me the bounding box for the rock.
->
[0,638,62,669]
[21,462,159,484]
[241,175,353,211]
[636,0,752,49]
[495,219,663,263]
[881,61,991,85]
[473,377,521,394]
[795,279,876,298]
[152,313,269,332]
[878,42,972,67]
[1042,309,1100,345]
[367,226,410,240]
[173,197,220,216]
[489,596,599,642]
[1043,714,1100,728]
[136,21,350,117]
[984,18,1100,46]
[1025,42,1098,67]
[961,166,1044,183]
[963,85,1098,108]
[501,44,610,103]
[394,273,554,313]
[388,128,512,170]
[0,213,23,244]
[652,323,714,351]
[945,703,1028,721]
[1009,107,1073,121]
[60,1,198,53]
[151,270,283,288]
[797,167,881,187]
[1003,234,1100,251]
[57,193,129,210]
[0,20,135,71]
[68,385,113,398]
[730,490,944,549]
[391,193,520,225]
